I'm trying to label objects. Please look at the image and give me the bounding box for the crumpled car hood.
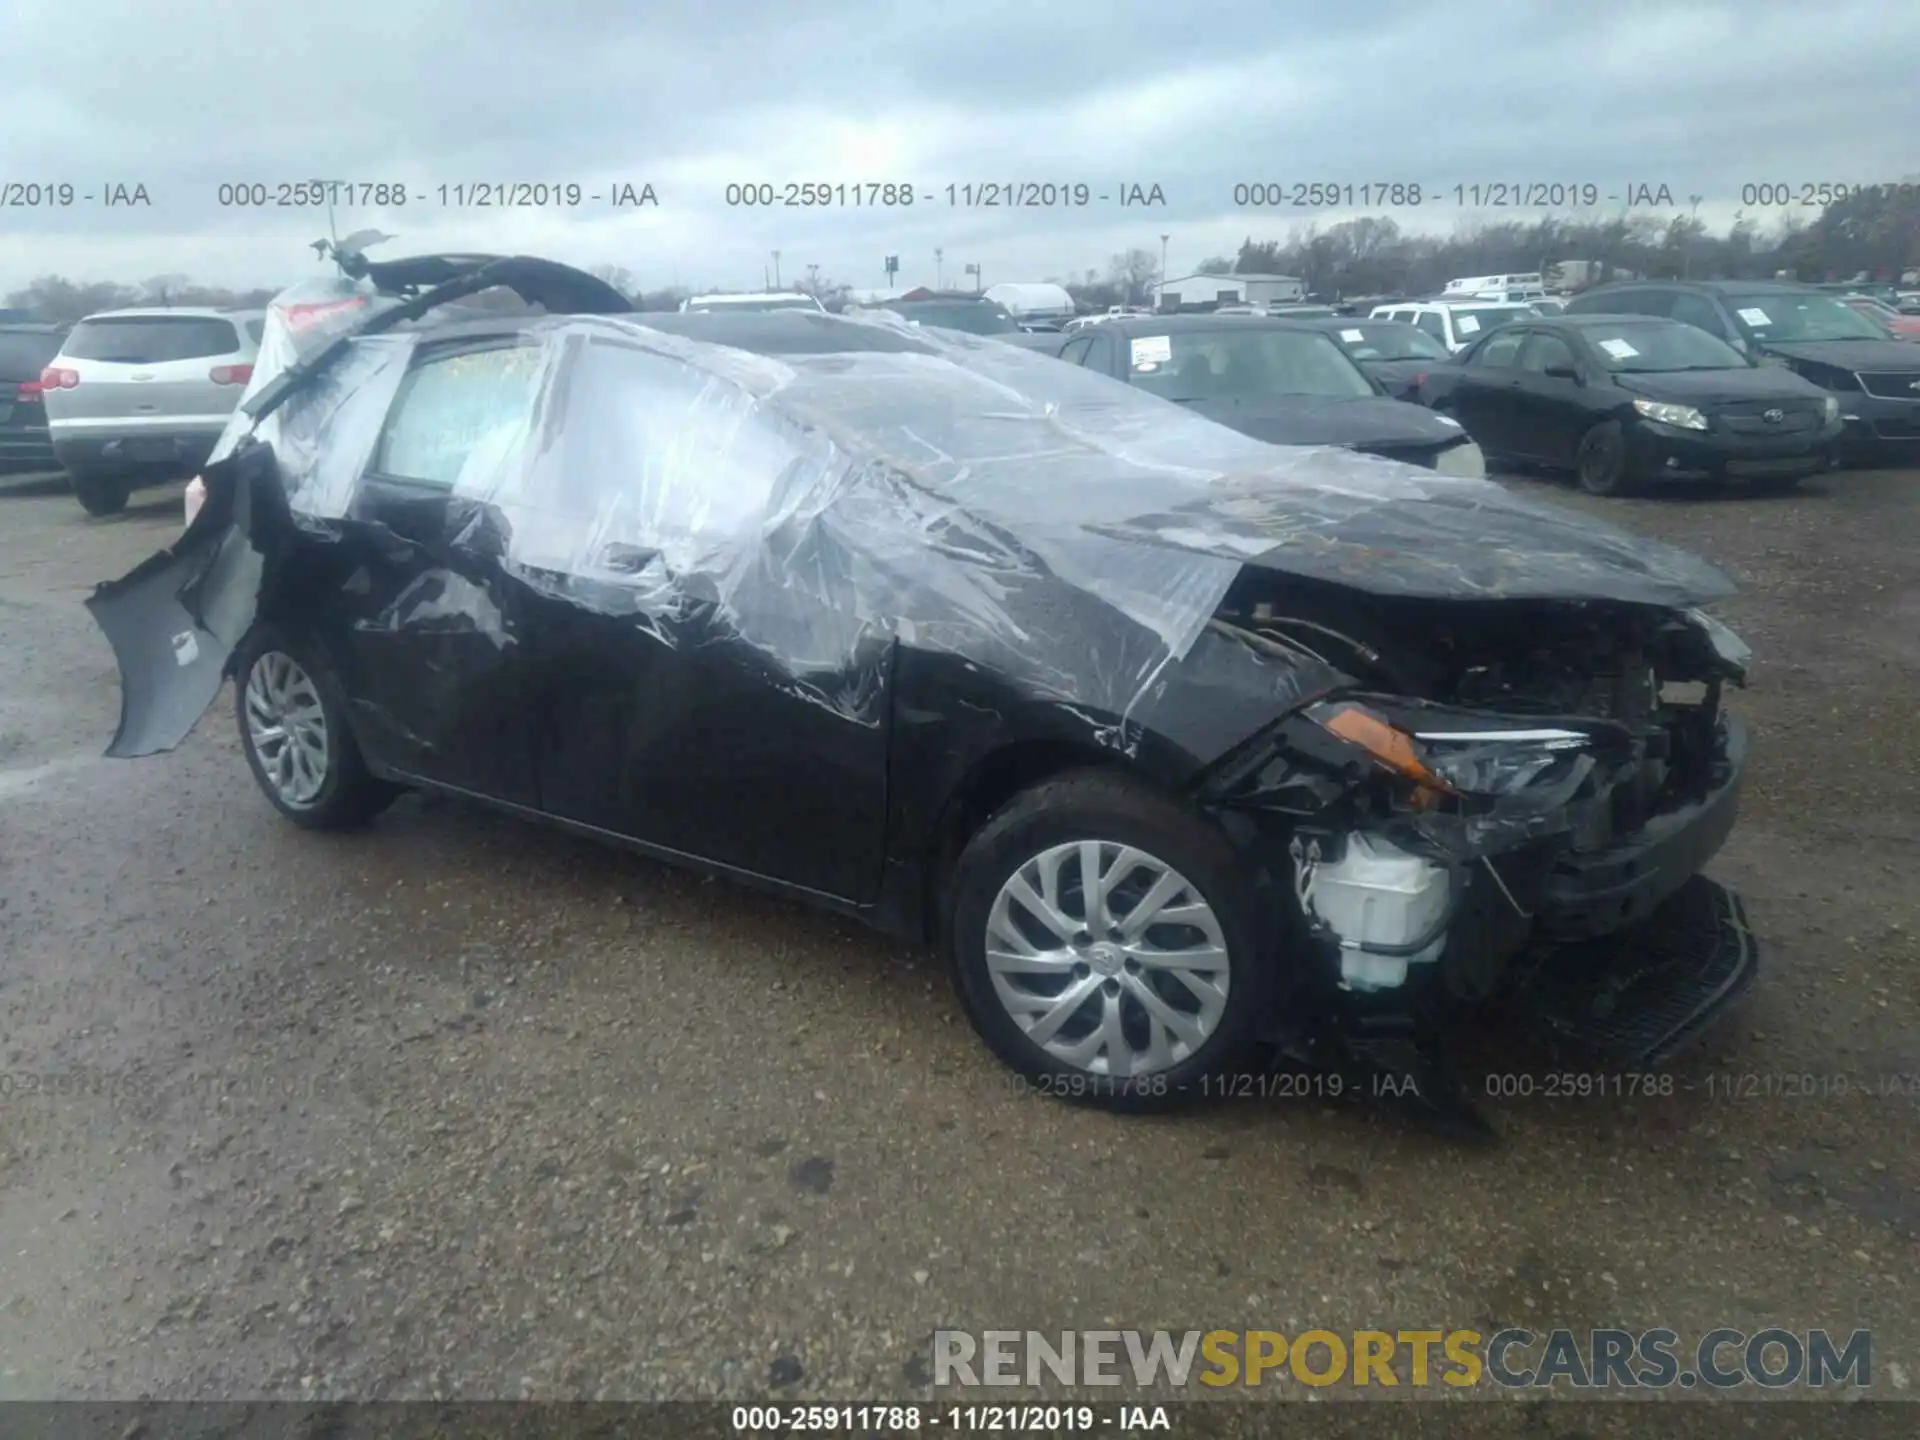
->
[1079,468,1734,606]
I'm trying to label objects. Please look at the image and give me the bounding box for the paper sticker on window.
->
[1130,336,1172,367]
[1737,307,1771,326]
[1456,316,1481,334]
[1598,338,1639,359]
[1340,328,1365,342]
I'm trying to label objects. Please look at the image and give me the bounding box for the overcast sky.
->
[3,0,1916,295]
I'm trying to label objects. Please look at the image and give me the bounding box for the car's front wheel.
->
[945,769,1273,1110]
[71,470,132,516]
[234,627,399,830]
[1574,420,1636,496]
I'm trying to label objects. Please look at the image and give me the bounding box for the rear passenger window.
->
[1474,330,1527,368]
[371,344,545,488]
[246,319,265,344]
[1415,312,1447,340]
[61,316,242,363]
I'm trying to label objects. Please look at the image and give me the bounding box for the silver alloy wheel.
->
[984,840,1231,1077]
[243,650,331,808]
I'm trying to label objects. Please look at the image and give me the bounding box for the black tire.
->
[71,470,132,516]
[233,625,400,830]
[1574,420,1636,496]
[944,768,1277,1112]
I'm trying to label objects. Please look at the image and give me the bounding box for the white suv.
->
[41,307,264,515]
[1369,300,1535,353]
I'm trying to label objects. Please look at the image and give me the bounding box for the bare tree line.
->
[9,187,1915,324]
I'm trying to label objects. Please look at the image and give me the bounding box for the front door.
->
[1509,331,1590,464]
[518,335,896,903]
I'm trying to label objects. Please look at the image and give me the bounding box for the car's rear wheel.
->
[944,769,1273,1110]
[1574,420,1635,496]
[234,626,399,830]
[71,470,132,516]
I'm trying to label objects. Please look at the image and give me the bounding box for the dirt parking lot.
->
[0,463,1915,1416]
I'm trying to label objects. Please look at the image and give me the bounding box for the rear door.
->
[331,336,550,804]
[50,315,250,448]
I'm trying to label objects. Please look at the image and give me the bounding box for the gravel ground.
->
[0,464,1914,1416]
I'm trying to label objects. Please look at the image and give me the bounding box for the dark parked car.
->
[868,297,1023,336]
[1047,316,1486,475]
[1421,316,1844,496]
[1298,317,1453,401]
[0,323,68,472]
[89,254,1759,1129]
[1564,280,1920,462]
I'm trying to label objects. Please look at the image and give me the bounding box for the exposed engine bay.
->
[1198,574,1752,1036]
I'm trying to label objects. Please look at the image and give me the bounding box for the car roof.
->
[1379,299,1534,310]
[1293,315,1419,329]
[887,298,1011,311]
[686,291,814,302]
[1083,314,1330,336]
[1539,314,1689,328]
[1580,278,1819,295]
[607,310,941,356]
[76,306,264,322]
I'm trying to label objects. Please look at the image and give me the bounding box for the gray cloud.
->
[2,0,1915,292]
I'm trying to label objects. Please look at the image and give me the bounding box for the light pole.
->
[772,250,782,288]
[935,248,944,288]
[807,262,819,293]
[1159,233,1170,309]
[1684,195,1703,277]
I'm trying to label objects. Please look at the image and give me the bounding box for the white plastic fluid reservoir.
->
[1303,834,1453,988]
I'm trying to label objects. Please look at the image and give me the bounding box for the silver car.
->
[41,307,264,514]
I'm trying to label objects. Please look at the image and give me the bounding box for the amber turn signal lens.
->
[1317,703,1453,805]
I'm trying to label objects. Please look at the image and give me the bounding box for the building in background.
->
[1155,272,1305,311]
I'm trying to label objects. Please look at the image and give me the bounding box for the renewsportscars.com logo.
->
[933,1327,1875,1391]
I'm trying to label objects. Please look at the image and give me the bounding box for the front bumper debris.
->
[1514,874,1759,1068]
[1536,714,1747,939]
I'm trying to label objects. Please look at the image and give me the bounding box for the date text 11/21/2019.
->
[1229,181,1681,209]
[721,182,1168,208]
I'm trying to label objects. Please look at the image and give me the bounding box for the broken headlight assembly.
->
[1307,700,1597,811]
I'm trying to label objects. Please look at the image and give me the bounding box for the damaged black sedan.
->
[89,252,1758,1119]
